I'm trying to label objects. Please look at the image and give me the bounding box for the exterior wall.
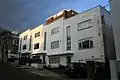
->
[64,6,105,63]
[110,0,120,61]
[100,7,116,60]
[44,18,64,55]
[19,29,31,54]
[30,24,44,54]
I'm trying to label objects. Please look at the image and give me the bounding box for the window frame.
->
[34,43,39,49]
[78,19,92,31]
[78,37,94,50]
[35,32,40,38]
[51,40,59,49]
[51,27,59,35]
[23,44,27,50]
[49,56,60,64]
[23,35,27,40]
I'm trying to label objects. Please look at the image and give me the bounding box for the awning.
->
[47,51,74,56]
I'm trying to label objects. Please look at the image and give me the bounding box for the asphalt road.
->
[0,60,47,80]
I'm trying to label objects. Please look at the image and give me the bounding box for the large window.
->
[51,41,59,49]
[29,35,32,51]
[35,32,40,38]
[78,38,93,50]
[34,43,39,49]
[44,32,47,50]
[66,26,71,50]
[23,44,27,50]
[23,35,27,40]
[49,56,60,64]
[51,27,59,35]
[78,19,92,31]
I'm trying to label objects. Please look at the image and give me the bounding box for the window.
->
[19,38,22,51]
[51,41,59,49]
[29,35,32,50]
[23,44,27,50]
[67,37,71,50]
[24,35,27,40]
[49,56,60,64]
[51,27,59,35]
[34,43,39,49]
[44,32,47,50]
[78,38,93,50]
[35,32,40,38]
[78,19,92,31]
[66,26,71,50]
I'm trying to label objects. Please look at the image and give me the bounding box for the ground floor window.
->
[49,56,60,64]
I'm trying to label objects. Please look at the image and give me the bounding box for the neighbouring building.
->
[0,29,19,62]
[19,6,115,76]
[110,0,120,80]
[8,31,19,61]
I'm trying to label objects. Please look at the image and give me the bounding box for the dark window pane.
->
[79,42,82,50]
[83,40,89,48]
[23,44,27,50]
[34,43,39,49]
[67,46,71,50]
[67,41,71,45]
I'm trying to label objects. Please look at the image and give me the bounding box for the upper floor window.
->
[51,27,59,35]
[66,26,71,51]
[51,40,59,49]
[35,32,40,38]
[34,43,39,49]
[78,19,92,31]
[23,44,27,50]
[78,38,93,50]
[23,35,27,40]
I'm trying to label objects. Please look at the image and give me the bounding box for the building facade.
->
[19,6,115,69]
[110,0,120,80]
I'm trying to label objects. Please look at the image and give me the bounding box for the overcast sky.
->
[0,0,109,32]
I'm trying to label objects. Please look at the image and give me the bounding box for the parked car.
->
[64,62,87,78]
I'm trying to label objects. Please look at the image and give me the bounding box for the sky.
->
[0,0,109,32]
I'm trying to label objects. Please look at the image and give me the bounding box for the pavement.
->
[17,65,91,80]
[0,60,91,80]
[0,60,47,80]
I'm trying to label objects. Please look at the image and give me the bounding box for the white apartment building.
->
[19,6,115,70]
[19,24,46,64]
[44,6,115,68]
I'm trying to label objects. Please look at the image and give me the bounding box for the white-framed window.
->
[49,56,60,64]
[51,27,59,35]
[78,37,93,50]
[23,35,27,40]
[66,26,71,50]
[23,44,27,50]
[34,43,39,49]
[78,19,92,31]
[35,32,40,38]
[51,40,59,49]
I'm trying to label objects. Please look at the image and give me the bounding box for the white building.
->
[44,5,115,68]
[110,0,120,80]
[19,6,115,73]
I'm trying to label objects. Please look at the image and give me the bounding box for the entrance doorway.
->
[66,56,71,64]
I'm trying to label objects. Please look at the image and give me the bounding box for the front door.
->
[66,56,71,64]
[43,55,46,64]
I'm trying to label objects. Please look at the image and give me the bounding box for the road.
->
[0,60,47,80]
